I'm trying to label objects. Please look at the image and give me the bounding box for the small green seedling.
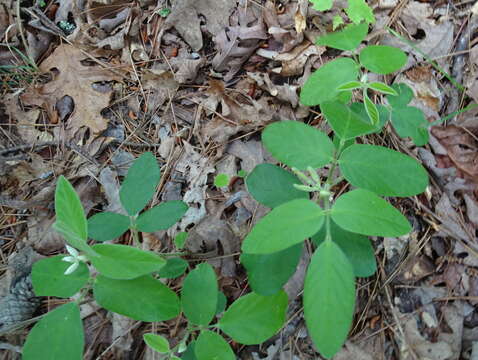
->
[242,120,428,358]
[24,152,288,360]
[240,16,430,358]
[213,173,229,188]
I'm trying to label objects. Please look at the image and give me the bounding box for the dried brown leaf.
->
[431,126,478,181]
[21,44,121,135]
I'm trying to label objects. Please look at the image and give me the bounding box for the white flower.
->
[62,245,87,275]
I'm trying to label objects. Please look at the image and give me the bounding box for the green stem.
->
[322,138,346,243]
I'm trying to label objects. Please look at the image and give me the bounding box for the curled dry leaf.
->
[21,44,121,135]
[212,2,267,80]
[431,126,478,181]
[165,0,236,51]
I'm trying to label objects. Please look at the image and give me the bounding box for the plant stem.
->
[132,228,140,246]
[322,138,346,243]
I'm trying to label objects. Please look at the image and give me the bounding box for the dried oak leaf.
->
[431,125,478,181]
[21,44,121,134]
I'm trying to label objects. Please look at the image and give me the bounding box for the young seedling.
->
[241,18,430,358]
[24,152,289,360]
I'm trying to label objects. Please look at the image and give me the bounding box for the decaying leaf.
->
[212,2,267,80]
[21,44,121,135]
[164,0,236,51]
[431,126,478,181]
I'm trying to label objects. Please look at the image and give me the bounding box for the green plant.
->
[0,46,38,89]
[24,152,288,359]
[240,20,430,359]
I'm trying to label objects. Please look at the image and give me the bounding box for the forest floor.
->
[1,0,478,359]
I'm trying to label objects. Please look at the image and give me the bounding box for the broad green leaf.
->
[89,244,166,279]
[242,199,324,254]
[23,303,83,360]
[32,255,89,298]
[181,263,218,326]
[390,106,429,146]
[174,231,188,249]
[262,121,335,170]
[214,174,229,187]
[218,291,288,345]
[136,201,188,232]
[310,0,333,11]
[94,274,180,321]
[195,331,234,360]
[312,221,376,277]
[53,176,91,255]
[359,45,407,75]
[119,152,160,215]
[339,144,428,196]
[304,241,355,358]
[345,0,375,24]
[300,58,359,106]
[331,189,412,237]
[363,91,379,125]
[321,101,380,140]
[246,164,307,208]
[337,80,364,91]
[387,83,414,108]
[367,82,398,96]
[316,23,368,51]
[143,333,169,353]
[241,244,302,295]
[157,257,188,279]
[87,212,130,241]
[216,291,227,314]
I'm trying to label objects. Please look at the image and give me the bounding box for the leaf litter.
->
[1,0,478,358]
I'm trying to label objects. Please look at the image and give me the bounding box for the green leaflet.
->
[387,83,414,108]
[119,152,160,215]
[309,0,333,11]
[331,189,412,237]
[321,101,381,140]
[359,45,407,75]
[242,199,324,254]
[304,241,355,358]
[23,303,84,360]
[262,121,335,170]
[218,291,288,345]
[246,164,308,208]
[316,22,368,51]
[32,256,89,298]
[300,58,359,106]
[89,244,166,279]
[339,144,428,197]
[367,82,397,96]
[93,275,180,322]
[181,263,218,326]
[241,243,302,295]
[88,212,130,241]
[143,333,169,354]
[53,176,92,255]
[157,257,188,279]
[195,331,234,360]
[312,221,376,277]
[136,201,188,232]
[363,90,379,125]
[390,106,429,146]
[345,0,375,24]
